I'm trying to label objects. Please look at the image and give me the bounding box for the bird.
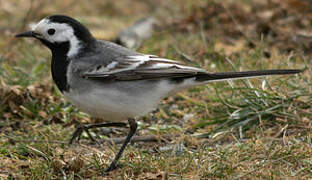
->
[15,15,302,173]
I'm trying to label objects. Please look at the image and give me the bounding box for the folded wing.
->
[81,55,208,81]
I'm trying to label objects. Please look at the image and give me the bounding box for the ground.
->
[0,0,311,179]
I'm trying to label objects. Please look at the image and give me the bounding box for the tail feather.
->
[195,69,302,82]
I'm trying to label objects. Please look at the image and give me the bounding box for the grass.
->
[0,0,312,179]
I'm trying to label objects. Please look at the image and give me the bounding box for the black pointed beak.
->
[15,31,39,38]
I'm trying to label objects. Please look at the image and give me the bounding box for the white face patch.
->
[32,18,82,57]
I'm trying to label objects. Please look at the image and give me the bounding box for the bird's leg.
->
[104,118,137,173]
[69,122,128,144]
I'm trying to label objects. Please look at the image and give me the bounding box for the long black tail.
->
[195,69,302,82]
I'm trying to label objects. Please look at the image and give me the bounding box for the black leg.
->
[69,122,128,144]
[104,118,137,173]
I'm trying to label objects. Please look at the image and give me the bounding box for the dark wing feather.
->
[81,55,208,81]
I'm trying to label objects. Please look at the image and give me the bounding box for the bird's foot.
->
[69,122,128,145]
[103,164,117,174]
[69,124,100,145]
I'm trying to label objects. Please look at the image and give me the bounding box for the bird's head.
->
[16,15,95,57]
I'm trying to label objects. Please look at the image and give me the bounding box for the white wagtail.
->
[15,15,302,172]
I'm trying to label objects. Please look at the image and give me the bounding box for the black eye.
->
[47,28,55,35]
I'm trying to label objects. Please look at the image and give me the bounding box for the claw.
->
[69,124,97,144]
[68,122,128,145]
[69,125,83,144]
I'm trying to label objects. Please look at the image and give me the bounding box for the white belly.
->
[63,80,173,122]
